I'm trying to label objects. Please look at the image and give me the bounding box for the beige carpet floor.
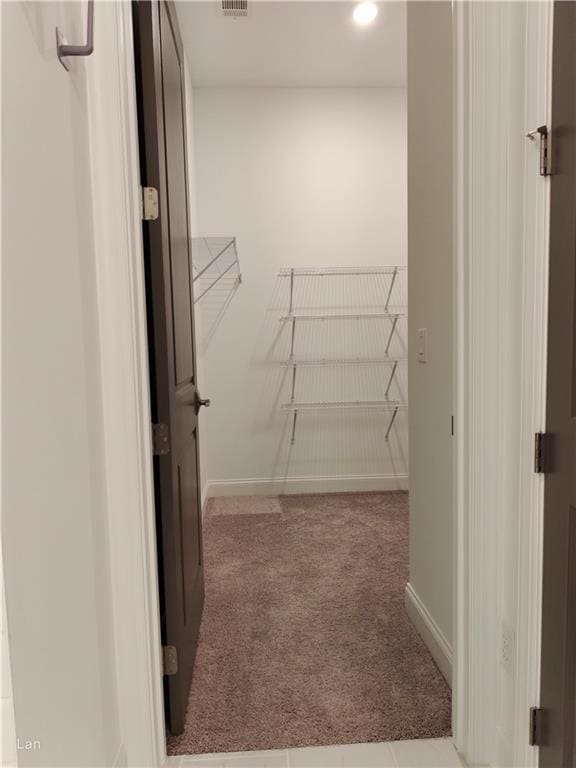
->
[167,491,451,755]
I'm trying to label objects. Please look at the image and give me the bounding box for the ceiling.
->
[175,1,406,88]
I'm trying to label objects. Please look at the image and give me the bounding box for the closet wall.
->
[190,87,408,496]
[183,58,212,503]
[406,1,453,666]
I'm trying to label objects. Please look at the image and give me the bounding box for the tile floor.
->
[165,738,465,768]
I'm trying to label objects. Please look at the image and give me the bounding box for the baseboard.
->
[405,582,453,686]
[206,474,409,497]
[201,483,209,518]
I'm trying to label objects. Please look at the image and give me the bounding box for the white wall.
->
[183,57,212,508]
[192,87,408,494]
[406,2,453,657]
[184,59,200,238]
[0,8,17,765]
[2,3,122,765]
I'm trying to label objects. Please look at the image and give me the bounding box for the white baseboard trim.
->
[207,474,409,497]
[201,483,209,514]
[405,582,453,687]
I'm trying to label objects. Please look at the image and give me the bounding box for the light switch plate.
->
[417,328,428,363]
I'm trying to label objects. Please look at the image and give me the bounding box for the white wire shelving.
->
[279,357,408,367]
[278,265,407,445]
[191,237,241,305]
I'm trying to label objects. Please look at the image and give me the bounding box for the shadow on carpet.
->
[167,491,451,755]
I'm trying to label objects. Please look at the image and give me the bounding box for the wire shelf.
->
[278,266,407,277]
[277,264,408,445]
[280,357,407,367]
[280,310,406,322]
[280,400,406,411]
[192,237,241,305]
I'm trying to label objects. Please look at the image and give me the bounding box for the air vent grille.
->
[221,0,248,16]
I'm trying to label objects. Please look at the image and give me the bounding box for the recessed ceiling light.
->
[353,2,378,26]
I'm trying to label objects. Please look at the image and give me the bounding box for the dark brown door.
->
[539,2,576,766]
[133,0,205,736]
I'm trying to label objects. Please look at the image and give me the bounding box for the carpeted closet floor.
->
[167,491,451,756]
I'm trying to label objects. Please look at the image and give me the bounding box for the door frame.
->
[86,2,165,765]
[84,2,552,767]
[453,2,552,766]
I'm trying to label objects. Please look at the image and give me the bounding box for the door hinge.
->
[162,645,178,676]
[526,126,552,176]
[529,706,544,746]
[141,186,159,220]
[534,432,550,474]
[152,423,170,456]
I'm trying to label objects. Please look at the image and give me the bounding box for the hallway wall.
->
[190,87,408,495]
[406,1,454,660]
[2,3,122,765]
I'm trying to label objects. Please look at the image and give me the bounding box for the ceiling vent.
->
[221,0,248,17]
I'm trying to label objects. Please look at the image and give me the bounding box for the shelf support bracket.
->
[289,317,296,360]
[290,364,297,403]
[290,410,298,445]
[385,361,398,399]
[385,406,399,442]
[385,266,398,312]
[385,316,399,356]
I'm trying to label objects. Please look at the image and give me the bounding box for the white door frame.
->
[84,2,552,767]
[87,3,166,766]
[453,2,552,766]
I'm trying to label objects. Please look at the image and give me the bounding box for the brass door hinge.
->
[152,423,170,456]
[534,432,550,474]
[529,706,544,746]
[526,126,552,176]
[162,645,178,676]
[141,186,159,220]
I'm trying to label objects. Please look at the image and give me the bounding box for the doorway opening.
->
[133,0,455,760]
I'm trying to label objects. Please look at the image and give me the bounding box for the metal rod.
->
[280,400,405,411]
[385,316,399,355]
[56,0,94,71]
[385,406,399,441]
[279,311,405,322]
[278,266,405,277]
[385,267,398,312]
[288,267,295,315]
[279,357,407,367]
[385,361,398,399]
[290,410,298,445]
[290,365,297,403]
[289,317,296,359]
[193,238,236,282]
[193,259,237,303]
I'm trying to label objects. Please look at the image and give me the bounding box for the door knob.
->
[194,392,211,414]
